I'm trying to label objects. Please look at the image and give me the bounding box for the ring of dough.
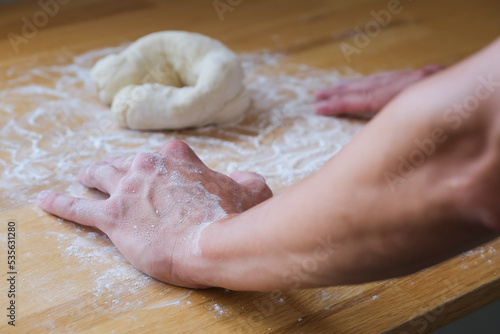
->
[90,31,250,130]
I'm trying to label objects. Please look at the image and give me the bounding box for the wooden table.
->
[1,0,500,333]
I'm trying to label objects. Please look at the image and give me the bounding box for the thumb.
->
[230,171,273,204]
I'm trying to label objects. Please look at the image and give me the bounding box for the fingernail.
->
[38,190,50,203]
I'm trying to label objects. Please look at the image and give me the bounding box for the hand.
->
[37,140,272,288]
[314,63,444,116]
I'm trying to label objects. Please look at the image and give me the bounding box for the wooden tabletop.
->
[1,0,500,333]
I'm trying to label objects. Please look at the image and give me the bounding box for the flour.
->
[46,225,195,311]
[153,171,228,255]
[146,291,193,309]
[212,303,226,316]
[1,46,366,311]
[0,46,364,209]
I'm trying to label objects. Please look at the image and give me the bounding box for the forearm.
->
[192,38,500,291]
[193,151,496,291]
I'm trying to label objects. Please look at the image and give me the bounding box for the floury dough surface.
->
[90,31,250,130]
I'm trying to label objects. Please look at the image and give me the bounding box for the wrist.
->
[177,214,240,288]
[182,208,295,291]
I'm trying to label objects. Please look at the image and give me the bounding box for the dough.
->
[90,31,250,130]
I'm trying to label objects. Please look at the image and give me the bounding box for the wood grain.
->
[1,0,500,333]
[2,204,500,333]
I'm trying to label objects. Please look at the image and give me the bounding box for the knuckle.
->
[161,140,192,157]
[131,152,156,171]
[101,198,124,228]
[104,200,120,220]
[87,161,107,177]
[65,197,80,218]
[119,174,142,193]
[120,155,135,169]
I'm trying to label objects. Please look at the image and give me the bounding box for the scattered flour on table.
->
[0,46,365,310]
[0,45,364,209]
[1,46,499,314]
[56,229,149,297]
[45,222,194,311]
[212,303,226,317]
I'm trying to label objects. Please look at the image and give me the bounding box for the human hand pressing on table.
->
[37,140,272,288]
[314,63,444,116]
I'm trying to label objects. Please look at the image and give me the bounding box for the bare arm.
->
[191,37,500,291]
[39,38,500,291]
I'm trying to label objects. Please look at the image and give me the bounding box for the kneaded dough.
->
[90,31,250,130]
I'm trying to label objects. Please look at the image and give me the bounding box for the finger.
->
[315,90,380,116]
[77,161,123,194]
[389,68,435,90]
[104,155,134,171]
[157,140,205,165]
[315,65,441,116]
[422,63,445,74]
[38,191,106,228]
[315,81,365,101]
[315,82,350,101]
[230,171,273,204]
[370,66,440,105]
[314,70,407,101]
[315,64,444,102]
[370,65,443,95]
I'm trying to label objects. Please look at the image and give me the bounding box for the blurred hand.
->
[314,63,444,116]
